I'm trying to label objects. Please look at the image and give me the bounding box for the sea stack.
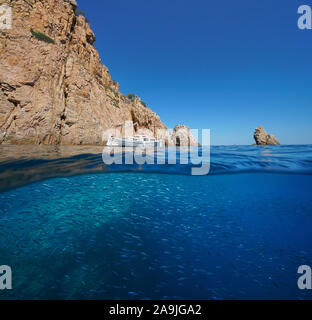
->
[170,125,199,146]
[254,126,280,145]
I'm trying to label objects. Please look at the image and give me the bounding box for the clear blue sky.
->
[77,0,312,145]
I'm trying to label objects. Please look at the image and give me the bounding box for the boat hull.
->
[107,137,162,148]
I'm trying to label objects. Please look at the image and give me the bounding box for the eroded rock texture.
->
[171,125,199,146]
[254,126,280,145]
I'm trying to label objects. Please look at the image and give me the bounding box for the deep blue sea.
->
[0,145,311,300]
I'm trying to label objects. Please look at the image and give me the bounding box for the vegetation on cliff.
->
[30,28,55,44]
[75,8,90,24]
[127,94,136,101]
[75,9,86,17]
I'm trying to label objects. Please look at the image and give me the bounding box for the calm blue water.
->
[0,145,311,299]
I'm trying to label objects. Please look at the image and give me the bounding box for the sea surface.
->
[0,145,311,300]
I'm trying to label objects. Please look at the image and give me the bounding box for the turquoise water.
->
[0,145,312,299]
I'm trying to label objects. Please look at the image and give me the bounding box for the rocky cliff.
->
[0,0,195,145]
[254,126,280,145]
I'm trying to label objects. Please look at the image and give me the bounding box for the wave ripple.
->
[0,144,312,191]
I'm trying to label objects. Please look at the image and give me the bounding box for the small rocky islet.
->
[253,126,280,145]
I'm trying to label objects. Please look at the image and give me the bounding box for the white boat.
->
[107,135,162,147]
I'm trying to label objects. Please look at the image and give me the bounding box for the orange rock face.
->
[254,126,280,145]
[0,0,166,145]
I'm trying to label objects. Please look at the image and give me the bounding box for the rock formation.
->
[0,0,196,146]
[254,126,280,145]
[170,125,199,146]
